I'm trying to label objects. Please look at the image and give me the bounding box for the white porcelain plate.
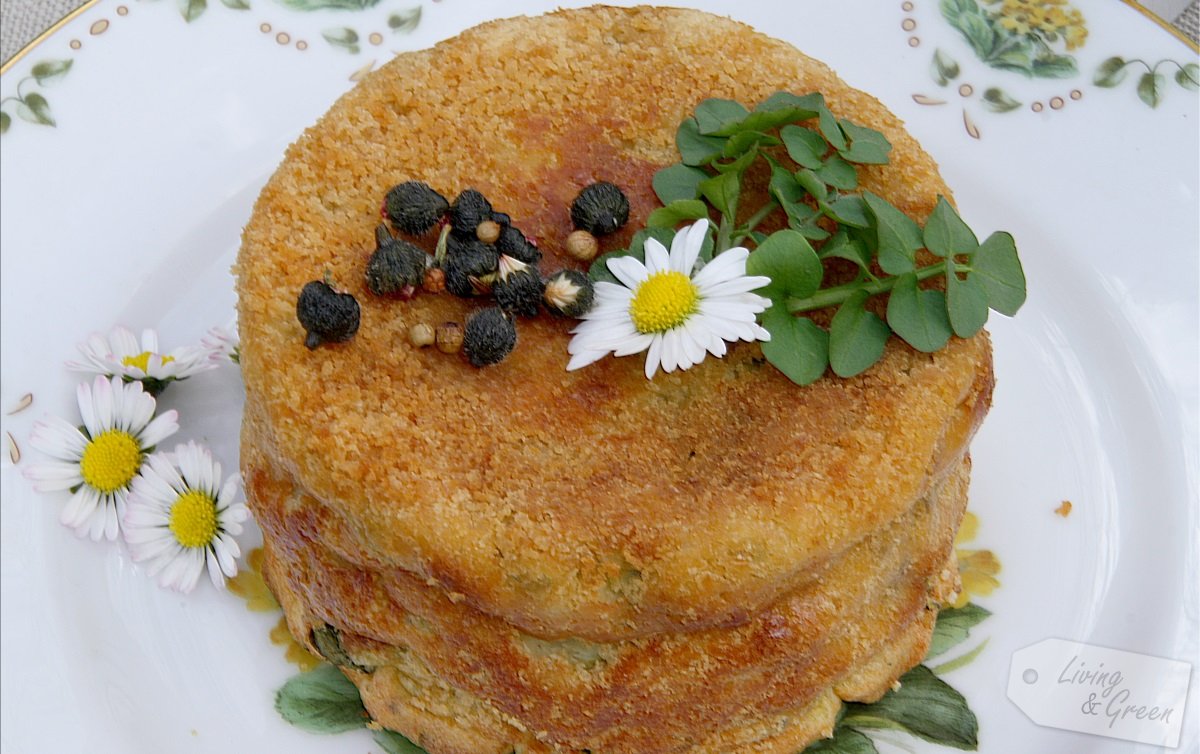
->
[1,1,1196,752]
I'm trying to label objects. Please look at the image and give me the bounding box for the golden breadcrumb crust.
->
[236,5,991,640]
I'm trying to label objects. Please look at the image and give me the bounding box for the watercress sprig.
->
[591,91,1026,385]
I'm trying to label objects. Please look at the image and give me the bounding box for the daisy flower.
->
[200,321,240,365]
[124,441,248,593]
[566,219,772,379]
[67,325,216,395]
[23,376,179,541]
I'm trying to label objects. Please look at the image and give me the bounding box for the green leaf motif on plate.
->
[278,0,382,9]
[220,0,251,10]
[931,48,960,86]
[177,0,207,22]
[0,112,10,134]
[926,603,992,659]
[981,87,1021,113]
[275,664,370,734]
[842,665,979,749]
[30,59,73,86]
[322,26,361,53]
[1178,63,1200,92]
[1094,56,1128,87]
[1138,71,1164,108]
[388,7,421,33]
[16,93,55,127]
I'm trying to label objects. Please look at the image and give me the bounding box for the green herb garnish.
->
[593,92,1027,385]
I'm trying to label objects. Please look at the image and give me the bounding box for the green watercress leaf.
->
[30,59,73,86]
[923,196,978,258]
[694,98,749,135]
[1093,56,1128,87]
[886,273,953,353]
[805,725,879,754]
[746,230,823,302]
[275,664,370,734]
[795,169,828,202]
[816,154,858,191]
[1177,62,1200,91]
[653,163,710,204]
[388,6,421,32]
[863,192,921,274]
[780,124,827,169]
[838,120,891,165]
[829,291,890,378]
[699,170,741,219]
[646,199,709,228]
[1138,71,1164,108]
[722,130,778,158]
[842,665,978,749]
[743,91,824,132]
[946,268,989,337]
[373,729,428,754]
[818,231,872,274]
[676,117,726,166]
[769,165,805,208]
[16,93,54,126]
[972,231,1025,315]
[818,106,847,151]
[760,308,829,386]
[823,195,869,229]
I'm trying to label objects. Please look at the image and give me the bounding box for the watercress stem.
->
[715,215,734,254]
[786,261,948,313]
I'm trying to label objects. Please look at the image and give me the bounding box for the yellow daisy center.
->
[79,430,142,494]
[121,351,174,372]
[170,490,219,549]
[629,271,698,334]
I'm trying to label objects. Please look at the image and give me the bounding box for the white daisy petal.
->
[697,275,772,298]
[138,410,179,449]
[611,333,656,357]
[61,486,100,530]
[567,349,609,371]
[677,218,710,274]
[644,334,664,379]
[92,377,116,434]
[644,237,670,275]
[691,246,750,288]
[29,417,89,458]
[606,255,650,289]
[23,462,85,492]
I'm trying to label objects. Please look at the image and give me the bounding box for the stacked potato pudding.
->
[236,7,994,752]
